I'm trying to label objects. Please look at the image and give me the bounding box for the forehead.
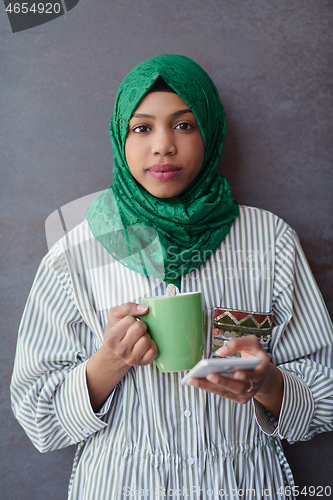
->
[131,91,192,117]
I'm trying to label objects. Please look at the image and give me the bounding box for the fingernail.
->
[234,371,246,380]
[216,346,228,356]
[188,378,198,387]
[207,374,219,383]
[137,304,148,312]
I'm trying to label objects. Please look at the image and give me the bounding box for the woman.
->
[11,54,333,499]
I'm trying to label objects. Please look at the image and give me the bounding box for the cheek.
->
[197,142,205,165]
[124,138,138,173]
[189,135,205,170]
[124,137,148,184]
[125,137,147,166]
[124,139,132,166]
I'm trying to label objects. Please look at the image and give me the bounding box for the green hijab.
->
[86,54,239,289]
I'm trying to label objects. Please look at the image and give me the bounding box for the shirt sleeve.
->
[10,246,117,453]
[253,224,333,443]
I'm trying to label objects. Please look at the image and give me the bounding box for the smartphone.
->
[180,357,261,385]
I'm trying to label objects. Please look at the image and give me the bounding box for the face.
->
[125,91,204,198]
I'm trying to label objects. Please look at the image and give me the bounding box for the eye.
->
[132,125,151,134]
[174,122,194,131]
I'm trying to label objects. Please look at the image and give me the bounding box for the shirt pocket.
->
[212,307,273,358]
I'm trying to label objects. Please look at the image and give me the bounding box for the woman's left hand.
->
[187,335,283,418]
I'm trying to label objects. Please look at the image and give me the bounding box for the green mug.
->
[141,292,204,372]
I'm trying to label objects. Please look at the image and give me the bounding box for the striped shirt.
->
[10,206,333,500]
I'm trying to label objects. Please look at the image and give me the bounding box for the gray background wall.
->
[1,1,332,498]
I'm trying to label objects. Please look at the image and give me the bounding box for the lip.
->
[147,164,182,181]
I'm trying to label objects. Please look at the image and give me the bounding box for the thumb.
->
[108,302,149,323]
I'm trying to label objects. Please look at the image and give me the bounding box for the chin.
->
[143,184,181,199]
[150,190,181,199]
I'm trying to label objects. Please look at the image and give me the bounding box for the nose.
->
[151,129,176,156]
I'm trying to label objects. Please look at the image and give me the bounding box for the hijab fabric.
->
[86,54,239,288]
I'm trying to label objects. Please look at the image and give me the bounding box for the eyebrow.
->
[131,109,193,119]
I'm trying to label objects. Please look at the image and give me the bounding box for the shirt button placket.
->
[184,409,195,467]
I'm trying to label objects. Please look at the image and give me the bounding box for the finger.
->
[190,372,253,395]
[127,336,158,366]
[187,375,254,403]
[121,319,148,345]
[137,338,158,365]
[233,366,265,383]
[107,302,149,325]
[206,372,246,392]
[107,317,148,354]
[205,373,255,398]
[215,335,264,358]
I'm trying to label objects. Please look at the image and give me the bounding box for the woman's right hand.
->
[86,302,157,412]
[103,302,158,367]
